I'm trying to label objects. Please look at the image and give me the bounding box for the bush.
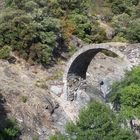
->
[0,118,20,140]
[57,0,89,14]
[111,13,131,33]
[110,9,140,43]
[111,0,127,14]
[1,0,139,65]
[126,19,140,43]
[110,67,140,119]
[69,14,107,43]
[0,45,11,59]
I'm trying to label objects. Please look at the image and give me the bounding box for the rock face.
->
[0,59,68,140]
[98,20,115,40]
[50,85,62,97]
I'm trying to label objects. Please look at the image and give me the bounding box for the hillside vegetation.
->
[110,67,140,119]
[0,0,139,66]
[0,0,106,66]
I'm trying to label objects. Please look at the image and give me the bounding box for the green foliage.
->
[5,0,13,6]
[0,4,62,65]
[101,49,118,57]
[91,0,140,43]
[126,19,140,43]
[110,6,140,43]
[111,0,128,15]
[112,34,128,43]
[0,118,20,140]
[0,0,139,65]
[50,101,136,140]
[111,13,131,33]
[69,14,107,43]
[57,0,89,14]
[0,46,11,59]
[110,67,140,119]
[68,45,77,56]
[0,0,108,65]
[21,96,28,103]
[50,134,67,140]
[107,0,139,15]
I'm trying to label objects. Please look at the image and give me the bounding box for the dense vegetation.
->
[110,66,140,119]
[50,101,136,140]
[0,0,107,65]
[0,0,139,65]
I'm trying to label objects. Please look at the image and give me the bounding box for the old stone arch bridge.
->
[56,43,140,120]
[63,43,140,101]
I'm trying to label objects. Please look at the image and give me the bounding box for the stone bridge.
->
[63,43,140,101]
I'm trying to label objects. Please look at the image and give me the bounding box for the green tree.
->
[50,101,136,140]
[0,45,11,59]
[69,14,106,43]
[111,0,127,14]
[110,67,140,119]
[126,19,140,43]
[0,3,62,65]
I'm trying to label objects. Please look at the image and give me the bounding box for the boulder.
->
[50,85,62,97]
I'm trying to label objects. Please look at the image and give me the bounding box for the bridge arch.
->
[63,43,132,100]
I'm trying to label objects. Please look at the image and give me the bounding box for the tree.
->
[111,0,127,14]
[69,14,107,43]
[126,19,140,43]
[110,67,140,119]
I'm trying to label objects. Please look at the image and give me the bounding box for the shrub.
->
[57,0,89,14]
[126,19,140,43]
[0,45,11,59]
[110,67,140,119]
[69,14,107,43]
[0,118,20,140]
[111,13,131,33]
[111,0,127,15]
[21,96,28,103]
[60,18,76,40]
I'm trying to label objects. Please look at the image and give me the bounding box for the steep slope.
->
[0,57,68,139]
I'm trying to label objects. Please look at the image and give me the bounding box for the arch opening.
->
[67,48,118,79]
